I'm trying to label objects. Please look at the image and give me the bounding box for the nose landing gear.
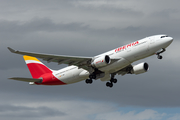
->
[157,55,163,59]
[156,48,166,59]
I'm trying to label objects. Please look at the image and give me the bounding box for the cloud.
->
[95,109,166,120]
[0,104,65,120]
[167,114,180,120]
[0,18,88,34]
[0,100,115,120]
[0,100,179,120]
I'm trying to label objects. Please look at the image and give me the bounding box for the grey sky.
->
[0,0,180,120]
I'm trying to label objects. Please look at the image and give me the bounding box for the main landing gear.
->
[106,74,117,88]
[106,78,117,88]
[156,48,166,59]
[85,73,96,84]
[85,72,118,88]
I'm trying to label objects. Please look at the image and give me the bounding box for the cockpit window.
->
[161,35,168,38]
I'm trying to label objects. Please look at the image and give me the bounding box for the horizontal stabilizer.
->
[9,77,42,82]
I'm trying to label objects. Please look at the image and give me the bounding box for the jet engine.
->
[91,55,111,68]
[131,62,149,75]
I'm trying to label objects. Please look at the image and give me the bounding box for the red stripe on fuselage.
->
[35,73,66,85]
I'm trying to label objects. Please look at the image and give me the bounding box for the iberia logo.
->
[115,41,139,52]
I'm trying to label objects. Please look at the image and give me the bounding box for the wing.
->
[8,47,92,70]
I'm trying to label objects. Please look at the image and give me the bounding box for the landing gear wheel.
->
[85,79,89,84]
[109,83,113,88]
[106,82,110,87]
[85,79,93,84]
[106,82,113,88]
[89,74,96,79]
[113,79,117,83]
[110,78,117,83]
[157,55,163,59]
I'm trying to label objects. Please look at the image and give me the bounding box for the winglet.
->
[7,47,17,53]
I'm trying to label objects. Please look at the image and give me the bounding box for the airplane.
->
[8,34,173,87]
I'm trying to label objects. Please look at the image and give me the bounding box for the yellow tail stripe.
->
[23,55,41,62]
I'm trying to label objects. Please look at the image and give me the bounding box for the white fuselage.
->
[53,35,173,84]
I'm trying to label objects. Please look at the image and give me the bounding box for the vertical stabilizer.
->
[23,55,52,79]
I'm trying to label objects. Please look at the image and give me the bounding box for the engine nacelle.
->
[131,62,149,75]
[91,55,111,68]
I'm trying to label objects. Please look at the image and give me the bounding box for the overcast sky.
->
[1,0,180,120]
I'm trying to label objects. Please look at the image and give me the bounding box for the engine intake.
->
[131,62,149,75]
[91,55,111,68]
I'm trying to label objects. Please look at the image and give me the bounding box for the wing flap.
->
[115,65,133,76]
[9,77,42,82]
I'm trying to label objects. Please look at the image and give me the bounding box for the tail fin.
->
[23,55,52,79]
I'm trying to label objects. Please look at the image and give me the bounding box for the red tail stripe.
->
[27,63,52,79]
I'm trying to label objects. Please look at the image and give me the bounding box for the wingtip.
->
[7,47,16,53]
[8,77,17,80]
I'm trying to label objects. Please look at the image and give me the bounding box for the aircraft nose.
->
[168,37,173,44]
[164,36,173,47]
